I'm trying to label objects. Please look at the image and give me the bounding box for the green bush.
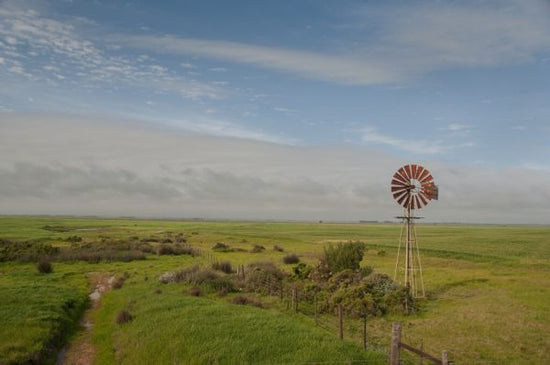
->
[251,245,265,253]
[283,253,300,264]
[37,260,53,274]
[292,263,313,279]
[212,242,232,252]
[323,241,365,273]
[116,310,133,324]
[0,239,58,262]
[245,262,286,294]
[212,261,234,274]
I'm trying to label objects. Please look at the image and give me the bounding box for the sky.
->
[1,0,549,223]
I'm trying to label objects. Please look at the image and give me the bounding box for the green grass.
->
[0,262,88,364]
[93,280,385,364]
[1,216,549,364]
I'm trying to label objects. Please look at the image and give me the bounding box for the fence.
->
[390,323,452,365]
[194,250,451,363]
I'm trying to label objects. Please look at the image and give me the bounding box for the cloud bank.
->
[1,113,549,223]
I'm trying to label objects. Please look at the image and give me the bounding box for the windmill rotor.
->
[391,164,438,210]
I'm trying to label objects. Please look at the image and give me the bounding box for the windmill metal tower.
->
[391,164,438,299]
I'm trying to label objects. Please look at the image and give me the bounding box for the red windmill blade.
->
[391,164,438,209]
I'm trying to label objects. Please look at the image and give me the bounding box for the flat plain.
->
[1,216,549,364]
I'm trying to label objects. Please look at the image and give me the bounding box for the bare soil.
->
[58,273,114,365]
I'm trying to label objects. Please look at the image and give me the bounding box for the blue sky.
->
[1,0,549,222]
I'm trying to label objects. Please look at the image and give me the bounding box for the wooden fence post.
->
[362,314,367,350]
[292,288,298,312]
[338,304,344,339]
[314,294,318,326]
[419,340,424,365]
[390,323,401,365]
[442,350,448,365]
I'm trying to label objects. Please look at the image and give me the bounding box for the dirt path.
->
[57,273,115,365]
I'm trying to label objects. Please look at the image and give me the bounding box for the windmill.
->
[391,164,438,299]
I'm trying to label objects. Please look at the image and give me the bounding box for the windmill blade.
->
[411,164,418,178]
[404,164,413,180]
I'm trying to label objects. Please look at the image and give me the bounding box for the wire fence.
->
[190,248,455,364]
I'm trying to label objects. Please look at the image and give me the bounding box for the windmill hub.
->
[409,179,422,194]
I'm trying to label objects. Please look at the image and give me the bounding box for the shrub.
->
[175,236,187,243]
[292,263,313,279]
[116,310,133,324]
[159,266,236,292]
[157,244,176,255]
[283,253,300,264]
[212,261,233,274]
[250,245,265,253]
[273,245,284,252]
[231,295,250,305]
[189,287,202,296]
[245,262,286,294]
[157,244,197,256]
[360,266,374,277]
[37,260,53,274]
[56,249,146,263]
[42,225,71,232]
[231,295,263,308]
[154,289,162,294]
[212,242,232,252]
[65,235,82,243]
[377,249,386,256]
[324,241,365,273]
[112,277,126,289]
[0,239,59,262]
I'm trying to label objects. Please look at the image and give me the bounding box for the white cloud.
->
[109,1,550,85]
[273,107,296,113]
[0,113,548,223]
[359,0,550,72]
[110,34,397,85]
[361,127,447,154]
[440,123,472,137]
[3,0,547,90]
[446,123,470,132]
[159,115,293,144]
[0,2,227,100]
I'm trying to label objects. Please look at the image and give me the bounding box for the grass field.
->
[1,216,549,364]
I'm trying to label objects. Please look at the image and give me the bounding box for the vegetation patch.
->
[251,244,265,253]
[283,253,300,264]
[116,310,133,325]
[211,242,232,252]
[212,260,234,274]
[230,295,263,308]
[36,259,53,274]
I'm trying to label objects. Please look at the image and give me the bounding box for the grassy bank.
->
[0,262,88,364]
